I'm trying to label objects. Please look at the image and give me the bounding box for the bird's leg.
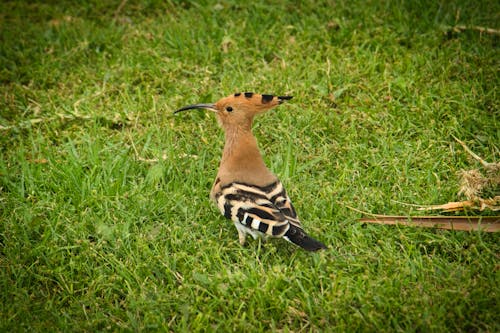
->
[234,222,247,245]
[238,230,246,246]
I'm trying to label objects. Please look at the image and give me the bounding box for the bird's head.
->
[174,92,292,130]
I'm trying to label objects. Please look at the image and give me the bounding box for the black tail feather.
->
[284,225,327,251]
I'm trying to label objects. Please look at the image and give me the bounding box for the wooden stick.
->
[359,215,500,232]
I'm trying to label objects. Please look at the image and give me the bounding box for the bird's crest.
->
[215,92,291,110]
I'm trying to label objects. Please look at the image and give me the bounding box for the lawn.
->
[1,0,498,331]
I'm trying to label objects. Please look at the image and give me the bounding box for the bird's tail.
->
[284,225,327,251]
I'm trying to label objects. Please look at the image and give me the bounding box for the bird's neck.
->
[218,123,276,185]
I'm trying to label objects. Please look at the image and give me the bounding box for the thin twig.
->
[451,25,500,36]
[417,196,500,212]
[73,90,104,114]
[390,199,430,208]
[126,132,157,163]
[126,131,167,163]
[452,135,495,169]
[344,204,377,217]
[114,0,128,20]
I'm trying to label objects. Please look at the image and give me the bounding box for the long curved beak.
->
[174,103,217,114]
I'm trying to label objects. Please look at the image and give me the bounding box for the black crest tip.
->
[261,94,274,103]
[277,95,293,104]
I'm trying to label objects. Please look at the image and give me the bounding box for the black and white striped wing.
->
[262,181,327,251]
[265,181,301,228]
[215,182,290,238]
[214,181,327,251]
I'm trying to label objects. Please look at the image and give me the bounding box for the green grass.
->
[1,0,499,331]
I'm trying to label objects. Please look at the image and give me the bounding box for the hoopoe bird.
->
[175,92,327,251]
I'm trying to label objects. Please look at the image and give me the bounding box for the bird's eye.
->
[226,106,233,112]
